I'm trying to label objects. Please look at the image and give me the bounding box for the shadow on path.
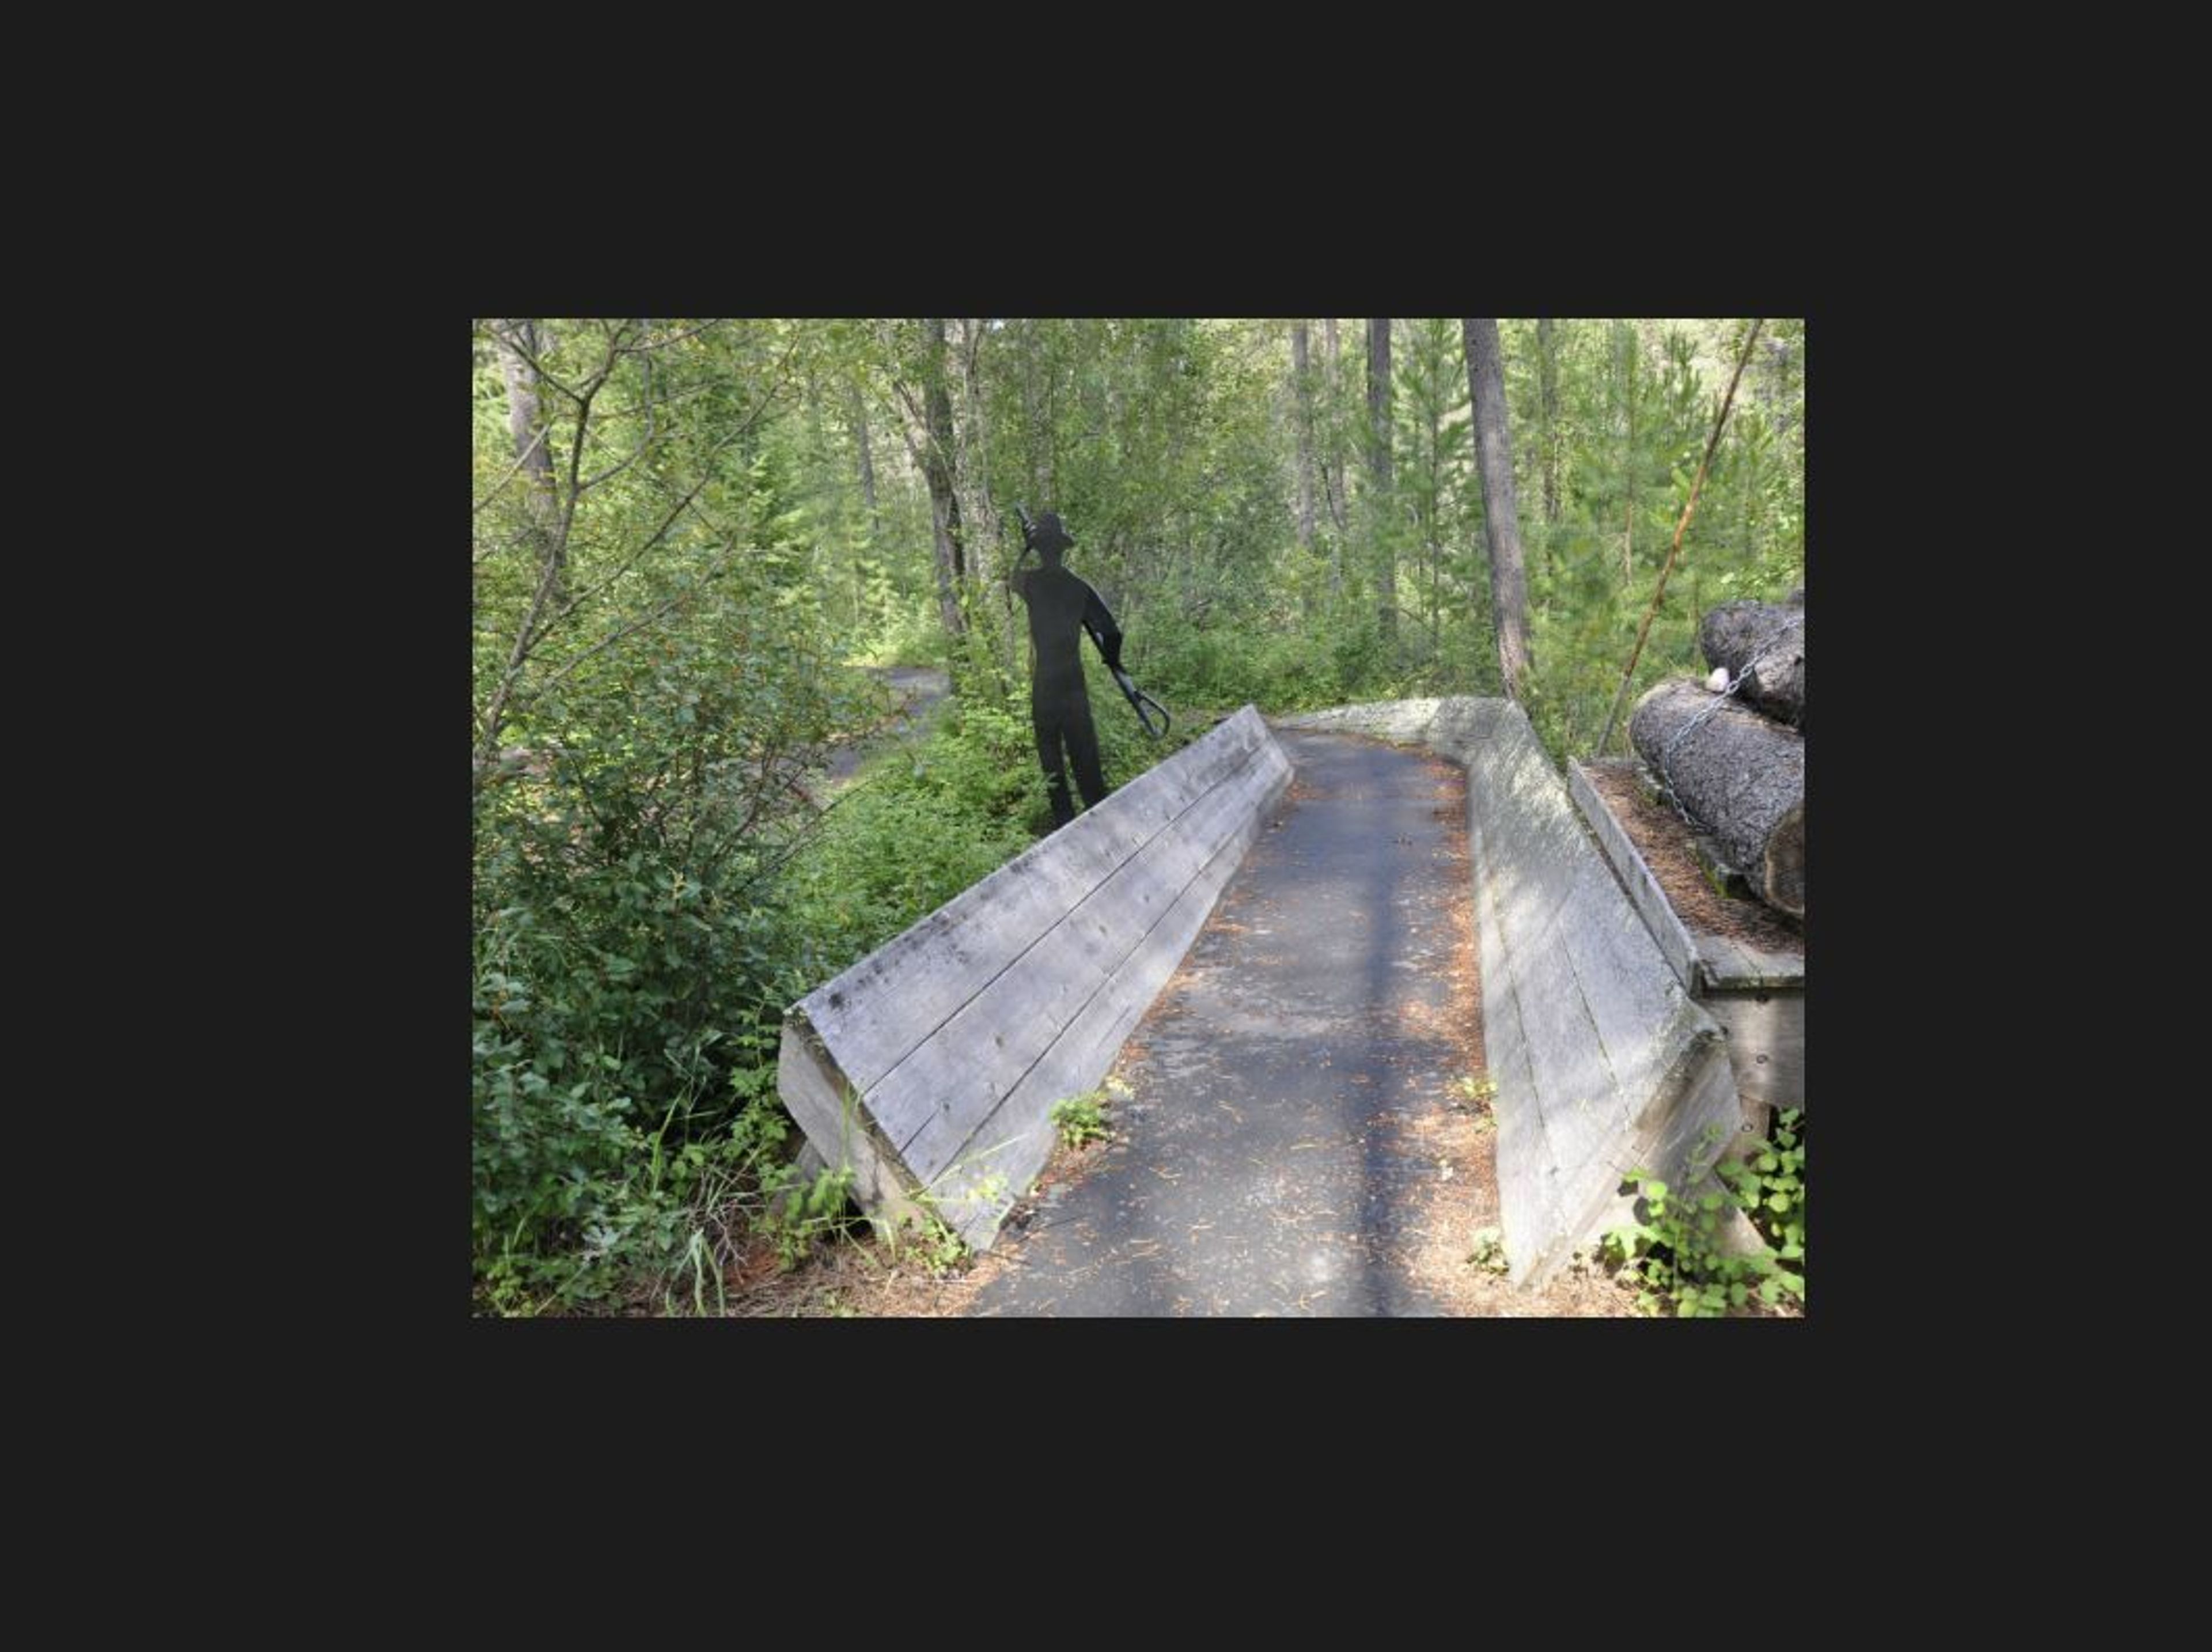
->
[968,729,1479,1316]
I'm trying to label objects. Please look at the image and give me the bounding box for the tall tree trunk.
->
[1537,316,1560,537]
[1291,323,1316,558]
[1323,318,1347,543]
[849,385,879,535]
[1021,319,1050,502]
[1463,319,1533,700]
[844,385,878,630]
[959,319,1019,688]
[1368,318,1395,641]
[922,317,967,642]
[1425,349,1442,643]
[1619,320,1637,587]
[956,319,999,576]
[1761,327,1794,437]
[493,318,563,606]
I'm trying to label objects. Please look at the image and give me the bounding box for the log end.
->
[1764,802,1806,919]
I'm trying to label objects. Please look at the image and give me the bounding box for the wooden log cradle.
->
[1569,757,1804,1144]
[1629,678,1805,918]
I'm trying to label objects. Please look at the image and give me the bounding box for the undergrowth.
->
[1601,1108,1805,1317]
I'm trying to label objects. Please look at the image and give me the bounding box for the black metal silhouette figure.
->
[1012,510,1122,827]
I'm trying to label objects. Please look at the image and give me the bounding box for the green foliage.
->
[1467,1227,1510,1274]
[1050,1090,1112,1150]
[778,702,1044,978]
[1450,1073,1498,1133]
[471,567,863,1309]
[1600,1109,1806,1317]
[884,1210,969,1276]
[472,317,1802,1313]
[762,1160,859,1272]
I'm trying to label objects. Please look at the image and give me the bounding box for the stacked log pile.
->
[1628,590,1805,919]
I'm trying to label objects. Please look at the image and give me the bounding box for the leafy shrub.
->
[1601,1109,1805,1317]
[1050,1091,1111,1149]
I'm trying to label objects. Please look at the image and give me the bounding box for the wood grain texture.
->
[889,741,1284,1186]
[777,1019,927,1235]
[1459,700,1741,1288]
[1570,759,1705,993]
[776,706,1292,1251]
[931,760,1289,1247]
[1701,990,1805,1129]
[797,707,1271,1094]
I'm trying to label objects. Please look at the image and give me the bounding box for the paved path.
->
[967,729,1486,1317]
[823,667,950,782]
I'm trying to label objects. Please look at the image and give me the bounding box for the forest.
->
[471,317,1804,1315]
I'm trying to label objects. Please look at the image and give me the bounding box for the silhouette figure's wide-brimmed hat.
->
[1027,511,1076,554]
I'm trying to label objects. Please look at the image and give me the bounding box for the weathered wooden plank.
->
[1697,932,1804,991]
[1473,721,1584,959]
[1467,728,1569,1283]
[1620,1017,1741,1190]
[776,1019,927,1236]
[801,707,1267,1071]
[1594,1029,1766,1259]
[930,757,1291,1247]
[1738,941,1803,985]
[1510,931,1633,1179]
[1461,699,1741,1287]
[1274,696,1505,759]
[1694,931,1758,986]
[1702,989,1805,1128]
[796,707,1271,1094]
[778,706,1296,1251]
[1558,852,1693,1108]
[887,740,1283,1186]
[1014,736,1292,1109]
[1570,759,1705,994]
[878,741,1283,1175]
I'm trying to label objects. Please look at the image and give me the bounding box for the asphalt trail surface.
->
[968,729,1480,1316]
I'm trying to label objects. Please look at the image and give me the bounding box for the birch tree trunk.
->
[493,318,564,606]
[922,317,967,642]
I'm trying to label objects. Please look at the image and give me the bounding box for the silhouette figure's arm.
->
[1080,581,1124,671]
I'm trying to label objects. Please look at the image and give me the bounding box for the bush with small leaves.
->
[1050,1090,1112,1150]
[1601,1109,1804,1317]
